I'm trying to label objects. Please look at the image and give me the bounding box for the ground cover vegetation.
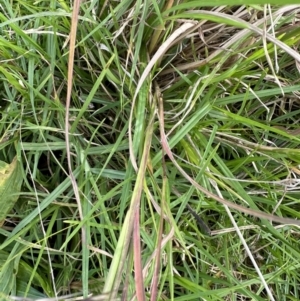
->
[1,0,300,300]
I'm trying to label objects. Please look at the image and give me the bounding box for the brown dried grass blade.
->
[65,0,87,292]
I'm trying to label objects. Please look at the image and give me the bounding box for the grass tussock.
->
[0,1,300,301]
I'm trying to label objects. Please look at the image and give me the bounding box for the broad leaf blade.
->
[0,157,23,227]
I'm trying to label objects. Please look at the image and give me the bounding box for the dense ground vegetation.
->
[1,1,300,300]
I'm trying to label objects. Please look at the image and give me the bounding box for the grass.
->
[0,1,300,300]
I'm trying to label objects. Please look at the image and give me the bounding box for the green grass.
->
[1,1,300,300]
